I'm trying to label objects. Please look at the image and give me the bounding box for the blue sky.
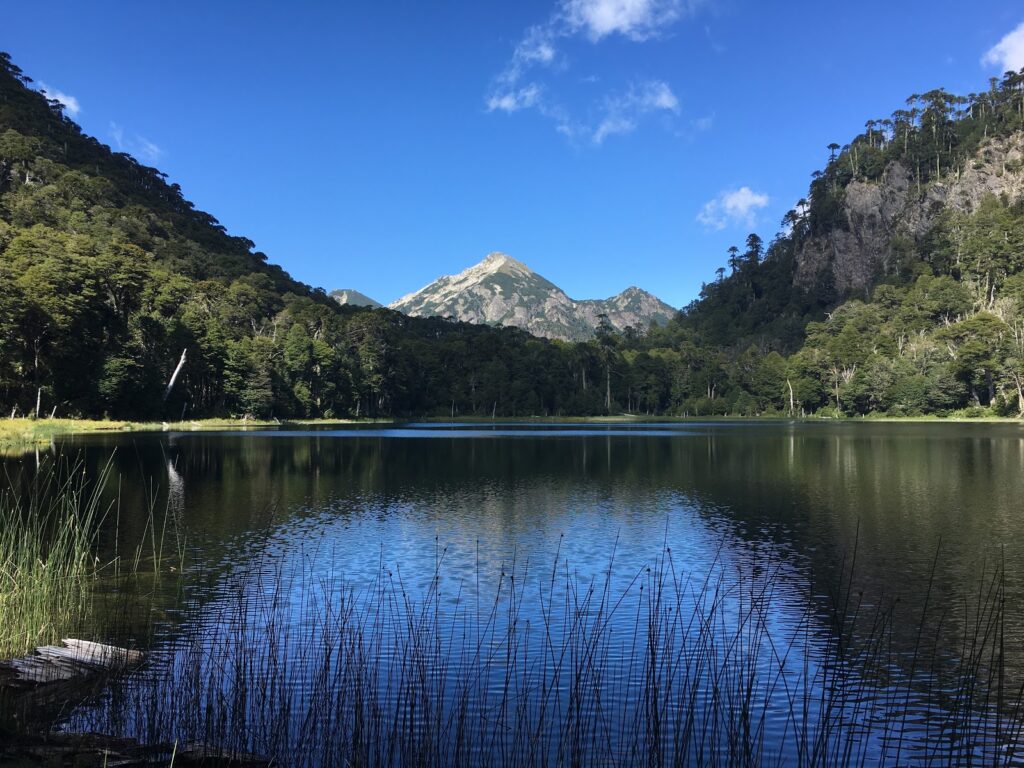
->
[5,1,1024,307]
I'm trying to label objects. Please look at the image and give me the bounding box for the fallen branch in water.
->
[1,639,143,687]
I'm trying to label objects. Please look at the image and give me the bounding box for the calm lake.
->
[6,421,1024,766]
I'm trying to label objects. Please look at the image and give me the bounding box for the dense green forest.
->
[1,51,1023,419]
[665,73,1024,417]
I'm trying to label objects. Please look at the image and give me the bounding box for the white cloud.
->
[983,21,1024,72]
[517,26,557,65]
[109,121,163,164]
[593,115,636,143]
[38,82,80,116]
[498,25,561,87]
[638,80,679,111]
[495,0,691,87]
[486,0,702,142]
[563,0,684,41]
[703,24,725,54]
[135,137,164,164]
[109,122,125,149]
[697,187,770,230]
[692,113,714,132]
[487,84,543,113]
[591,80,679,143]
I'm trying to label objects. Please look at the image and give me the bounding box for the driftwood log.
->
[1,638,143,686]
[0,733,272,766]
[1,640,271,765]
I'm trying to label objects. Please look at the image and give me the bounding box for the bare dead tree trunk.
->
[787,378,795,417]
[163,349,187,403]
[35,387,42,419]
[605,366,611,413]
[832,367,842,416]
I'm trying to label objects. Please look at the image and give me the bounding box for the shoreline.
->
[0,417,384,453]
[2,412,1021,452]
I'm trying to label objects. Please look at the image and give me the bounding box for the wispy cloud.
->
[109,122,164,165]
[697,187,770,231]
[691,113,714,132]
[703,24,726,54]
[38,82,80,116]
[135,137,164,164]
[487,0,704,144]
[563,0,687,41]
[592,80,679,144]
[982,21,1024,72]
[487,83,543,113]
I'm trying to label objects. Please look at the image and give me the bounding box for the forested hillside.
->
[1,49,1023,419]
[664,71,1024,416]
[0,52,618,420]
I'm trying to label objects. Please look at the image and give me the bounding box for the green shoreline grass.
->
[0,461,108,659]
[0,417,383,454]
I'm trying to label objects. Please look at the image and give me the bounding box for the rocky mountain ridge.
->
[386,252,677,341]
[329,289,382,308]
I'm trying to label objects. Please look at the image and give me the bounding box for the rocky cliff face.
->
[795,131,1024,296]
[388,252,676,341]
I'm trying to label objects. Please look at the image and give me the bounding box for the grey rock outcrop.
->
[329,289,382,309]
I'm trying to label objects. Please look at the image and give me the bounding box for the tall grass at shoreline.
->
[0,454,1015,765]
[60,542,1024,767]
[0,461,115,658]
[0,458,180,661]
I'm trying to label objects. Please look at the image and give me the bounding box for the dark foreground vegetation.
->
[2,52,1024,424]
[0,458,1019,766]
[4,527,1023,765]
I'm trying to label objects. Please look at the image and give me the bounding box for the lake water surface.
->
[6,421,1024,766]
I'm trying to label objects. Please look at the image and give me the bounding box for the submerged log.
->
[1,639,143,686]
[175,743,272,766]
[2,642,271,764]
[0,732,165,767]
[1,732,272,766]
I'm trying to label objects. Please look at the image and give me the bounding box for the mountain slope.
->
[389,252,676,341]
[0,51,611,420]
[330,289,382,308]
[668,72,1024,416]
[3,46,1022,421]
[681,80,1024,353]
